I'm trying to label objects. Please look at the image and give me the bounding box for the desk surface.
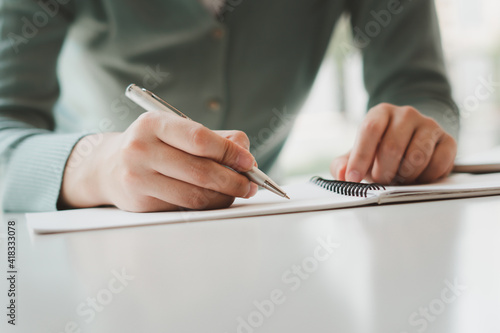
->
[2,196,500,333]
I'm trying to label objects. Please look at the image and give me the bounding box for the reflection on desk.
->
[1,196,500,333]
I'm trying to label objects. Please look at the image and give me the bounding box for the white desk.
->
[2,196,500,333]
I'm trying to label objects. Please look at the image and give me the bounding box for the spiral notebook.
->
[453,146,500,173]
[27,172,500,233]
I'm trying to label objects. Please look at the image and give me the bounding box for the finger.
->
[345,104,391,182]
[396,125,442,184]
[215,130,251,150]
[370,111,416,183]
[416,135,457,184]
[144,172,236,210]
[118,195,178,213]
[135,112,255,172]
[330,152,350,180]
[149,143,253,198]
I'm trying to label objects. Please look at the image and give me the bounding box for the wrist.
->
[59,133,118,209]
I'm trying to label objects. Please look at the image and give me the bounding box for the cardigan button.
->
[212,27,225,40]
[207,99,222,112]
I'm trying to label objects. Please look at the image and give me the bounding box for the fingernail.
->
[244,183,259,199]
[346,170,361,183]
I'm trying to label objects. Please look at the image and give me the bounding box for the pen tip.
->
[285,194,290,200]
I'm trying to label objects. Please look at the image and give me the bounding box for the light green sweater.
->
[0,0,459,212]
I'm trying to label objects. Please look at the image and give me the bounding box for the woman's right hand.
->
[59,111,259,212]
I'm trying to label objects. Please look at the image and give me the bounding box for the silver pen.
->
[125,84,290,199]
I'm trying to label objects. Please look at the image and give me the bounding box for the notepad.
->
[453,146,500,173]
[27,172,500,234]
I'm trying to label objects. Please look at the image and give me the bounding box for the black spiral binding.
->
[310,176,385,198]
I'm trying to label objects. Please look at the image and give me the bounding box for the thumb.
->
[330,152,350,180]
[215,130,251,150]
[214,130,259,169]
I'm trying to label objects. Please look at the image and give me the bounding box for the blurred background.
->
[278,0,500,181]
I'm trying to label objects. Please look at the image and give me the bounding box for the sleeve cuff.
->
[2,132,87,212]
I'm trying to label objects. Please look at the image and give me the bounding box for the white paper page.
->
[453,146,500,173]
[29,173,500,234]
[27,182,377,234]
[379,172,500,203]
